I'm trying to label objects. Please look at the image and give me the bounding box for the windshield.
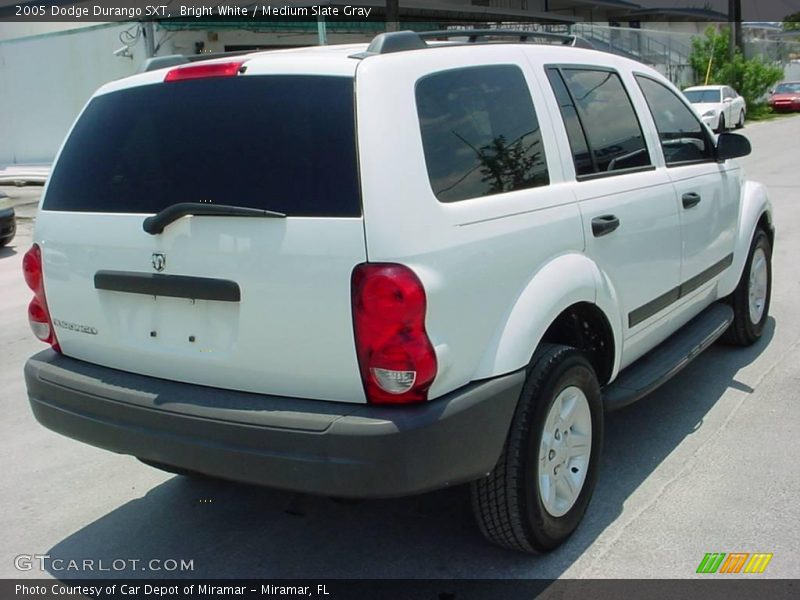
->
[683,89,721,103]
[774,82,800,94]
[44,75,361,217]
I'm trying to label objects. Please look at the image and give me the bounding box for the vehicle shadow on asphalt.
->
[46,319,775,579]
[0,245,18,259]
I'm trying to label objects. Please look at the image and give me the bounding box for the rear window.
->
[44,75,361,217]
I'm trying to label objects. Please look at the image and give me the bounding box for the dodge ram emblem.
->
[152,252,166,272]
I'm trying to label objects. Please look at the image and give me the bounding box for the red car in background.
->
[768,81,800,112]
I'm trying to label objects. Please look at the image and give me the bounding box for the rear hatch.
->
[35,67,368,402]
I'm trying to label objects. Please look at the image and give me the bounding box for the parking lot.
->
[1,115,799,580]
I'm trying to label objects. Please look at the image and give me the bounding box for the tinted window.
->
[636,76,715,165]
[44,76,361,217]
[546,68,593,176]
[559,69,651,174]
[683,89,721,103]
[416,65,549,203]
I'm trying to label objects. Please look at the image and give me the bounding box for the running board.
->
[603,302,734,411]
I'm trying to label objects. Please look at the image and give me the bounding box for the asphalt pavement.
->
[1,116,799,580]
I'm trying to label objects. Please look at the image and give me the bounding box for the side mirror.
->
[716,132,751,161]
[769,89,775,95]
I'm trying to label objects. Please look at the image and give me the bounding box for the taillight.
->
[351,264,437,404]
[23,244,60,351]
[164,60,246,82]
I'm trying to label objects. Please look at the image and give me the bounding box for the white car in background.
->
[684,85,746,132]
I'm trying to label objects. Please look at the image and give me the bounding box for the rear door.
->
[543,66,682,351]
[36,69,368,402]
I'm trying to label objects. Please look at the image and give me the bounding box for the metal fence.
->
[744,39,800,64]
[571,24,696,87]
[462,22,697,86]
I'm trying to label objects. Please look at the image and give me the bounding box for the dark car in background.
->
[0,193,16,247]
[768,82,800,112]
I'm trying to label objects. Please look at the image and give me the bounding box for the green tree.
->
[784,12,800,31]
[689,26,783,110]
[689,25,729,83]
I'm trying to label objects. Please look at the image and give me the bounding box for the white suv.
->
[23,30,773,554]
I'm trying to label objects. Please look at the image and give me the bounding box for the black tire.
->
[735,110,745,129]
[138,458,210,479]
[0,221,14,248]
[722,228,772,346]
[716,113,726,133]
[470,344,603,553]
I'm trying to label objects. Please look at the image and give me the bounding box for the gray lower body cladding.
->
[25,350,524,498]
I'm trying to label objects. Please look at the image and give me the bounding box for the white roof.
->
[96,40,663,96]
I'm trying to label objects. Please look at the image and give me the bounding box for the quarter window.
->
[553,68,651,175]
[635,75,715,165]
[415,65,549,203]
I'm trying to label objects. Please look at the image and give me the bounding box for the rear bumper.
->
[769,101,800,111]
[25,350,524,498]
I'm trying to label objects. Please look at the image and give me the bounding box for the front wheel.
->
[471,344,603,553]
[716,113,726,133]
[723,228,772,346]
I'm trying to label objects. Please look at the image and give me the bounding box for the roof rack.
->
[350,29,594,59]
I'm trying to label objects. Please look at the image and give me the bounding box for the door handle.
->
[682,192,701,209]
[591,215,620,237]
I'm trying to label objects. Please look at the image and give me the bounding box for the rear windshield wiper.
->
[143,202,286,235]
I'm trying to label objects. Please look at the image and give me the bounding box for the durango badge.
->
[151,252,166,272]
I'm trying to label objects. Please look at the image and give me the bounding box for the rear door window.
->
[44,76,361,217]
[546,68,593,176]
[547,67,651,177]
[415,65,549,203]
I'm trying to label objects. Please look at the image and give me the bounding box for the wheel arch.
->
[474,253,622,386]
[718,180,774,297]
[539,302,616,386]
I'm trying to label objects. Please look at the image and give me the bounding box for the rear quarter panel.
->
[355,46,601,398]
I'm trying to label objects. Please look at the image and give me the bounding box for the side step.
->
[603,302,734,411]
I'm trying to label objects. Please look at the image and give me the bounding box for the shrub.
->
[689,26,783,108]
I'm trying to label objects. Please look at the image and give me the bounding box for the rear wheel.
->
[471,344,603,553]
[723,228,772,346]
[736,110,745,129]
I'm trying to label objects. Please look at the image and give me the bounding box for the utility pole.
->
[386,0,399,32]
[143,21,155,58]
[728,0,743,59]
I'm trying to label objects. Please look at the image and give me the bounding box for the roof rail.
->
[139,50,255,73]
[350,29,594,59]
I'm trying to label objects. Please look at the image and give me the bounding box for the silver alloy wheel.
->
[748,247,768,325]
[537,385,592,518]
